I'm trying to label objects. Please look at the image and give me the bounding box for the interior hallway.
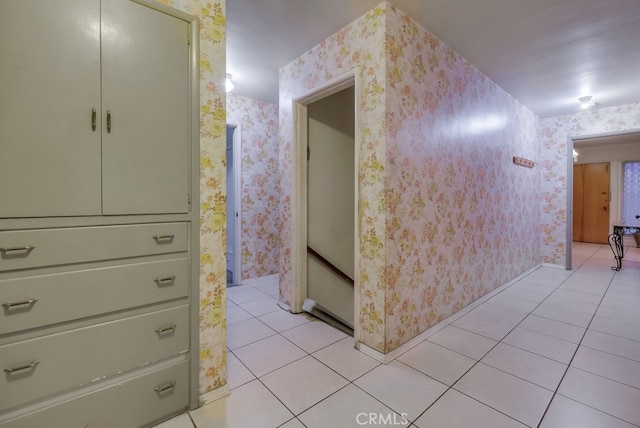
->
[157,242,640,427]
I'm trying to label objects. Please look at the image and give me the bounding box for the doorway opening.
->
[226,124,242,286]
[292,72,358,337]
[567,130,640,269]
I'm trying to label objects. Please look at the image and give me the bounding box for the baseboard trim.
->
[542,262,566,269]
[199,384,230,407]
[356,264,542,363]
[356,343,386,363]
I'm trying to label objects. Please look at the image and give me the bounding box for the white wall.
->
[574,141,640,164]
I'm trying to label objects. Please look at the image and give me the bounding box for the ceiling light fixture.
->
[579,95,594,109]
[573,148,578,163]
[226,73,234,92]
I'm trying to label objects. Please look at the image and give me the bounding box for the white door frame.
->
[291,71,360,339]
[566,136,574,270]
[227,123,242,284]
[565,128,640,270]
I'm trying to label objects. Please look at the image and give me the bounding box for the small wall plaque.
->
[513,156,535,168]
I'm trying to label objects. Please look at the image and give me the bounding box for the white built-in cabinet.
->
[0,0,189,217]
[0,1,198,426]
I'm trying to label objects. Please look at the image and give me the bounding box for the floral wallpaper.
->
[280,2,542,354]
[157,0,227,395]
[540,102,640,265]
[227,94,280,280]
[279,4,389,351]
[382,6,540,351]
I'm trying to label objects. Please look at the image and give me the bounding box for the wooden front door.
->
[573,163,610,244]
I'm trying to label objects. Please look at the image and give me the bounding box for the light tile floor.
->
[156,243,640,427]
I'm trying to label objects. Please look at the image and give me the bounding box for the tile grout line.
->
[223,301,324,427]
[280,260,552,425]
[187,411,197,428]
[215,245,636,428]
[408,264,583,427]
[535,244,620,428]
[418,245,627,425]
[229,305,360,425]
[232,306,418,425]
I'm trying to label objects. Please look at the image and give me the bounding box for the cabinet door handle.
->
[91,108,97,131]
[0,246,35,255]
[154,324,177,335]
[154,276,176,286]
[154,381,176,393]
[4,360,40,374]
[107,110,112,133]
[2,298,38,310]
[153,234,175,243]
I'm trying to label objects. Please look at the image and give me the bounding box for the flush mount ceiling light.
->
[579,95,595,109]
[573,148,578,162]
[225,73,234,92]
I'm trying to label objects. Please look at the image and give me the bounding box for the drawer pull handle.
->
[4,360,40,374]
[153,234,175,243]
[0,246,35,255]
[2,298,38,310]
[154,381,176,393]
[154,324,177,335]
[154,276,176,286]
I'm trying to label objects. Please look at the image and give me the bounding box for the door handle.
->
[154,324,177,335]
[91,108,96,131]
[107,110,112,133]
[2,298,38,311]
[154,276,176,286]
[153,234,175,243]
[4,360,40,374]
[154,381,176,393]
[0,246,35,256]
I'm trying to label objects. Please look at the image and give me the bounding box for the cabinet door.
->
[0,0,102,218]
[101,0,190,215]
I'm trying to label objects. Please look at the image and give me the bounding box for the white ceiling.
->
[226,0,640,118]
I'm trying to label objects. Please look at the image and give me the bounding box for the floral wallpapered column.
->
[157,0,227,395]
[279,4,389,352]
[381,6,540,352]
[227,94,280,280]
[540,102,640,265]
[280,1,543,355]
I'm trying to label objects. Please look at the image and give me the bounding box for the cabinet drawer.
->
[0,359,188,428]
[0,223,188,272]
[0,305,188,412]
[0,258,189,336]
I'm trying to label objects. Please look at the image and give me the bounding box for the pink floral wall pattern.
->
[280,2,541,354]
[540,102,640,265]
[279,5,389,351]
[227,94,280,280]
[382,6,540,351]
